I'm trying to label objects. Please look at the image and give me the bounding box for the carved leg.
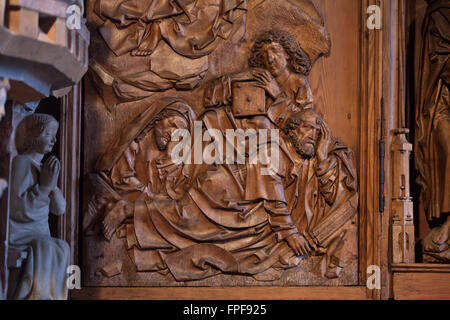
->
[131,21,162,57]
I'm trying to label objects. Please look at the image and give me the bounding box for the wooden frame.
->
[70,286,369,300]
[392,264,450,300]
[358,0,384,301]
[66,0,410,300]
[57,84,82,266]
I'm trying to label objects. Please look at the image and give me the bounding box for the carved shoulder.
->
[11,155,34,184]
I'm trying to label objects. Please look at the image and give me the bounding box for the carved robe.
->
[283,136,358,272]
[199,105,358,276]
[100,103,301,279]
[416,0,450,221]
[92,0,248,101]
[95,0,248,58]
[114,137,304,281]
[202,69,356,274]
[106,106,356,280]
[8,155,69,300]
[204,68,313,128]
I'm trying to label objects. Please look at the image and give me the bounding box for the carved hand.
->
[286,233,312,256]
[251,69,282,99]
[316,121,332,163]
[102,200,133,240]
[40,156,60,193]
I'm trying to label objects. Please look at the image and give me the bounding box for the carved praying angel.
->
[8,114,69,300]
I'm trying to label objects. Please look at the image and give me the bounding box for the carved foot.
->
[102,200,131,241]
[131,49,154,56]
[130,21,161,57]
[423,223,450,263]
[423,224,450,253]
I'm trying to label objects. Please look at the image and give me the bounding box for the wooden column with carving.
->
[389,0,415,265]
[58,84,82,267]
[391,128,414,264]
[391,0,450,300]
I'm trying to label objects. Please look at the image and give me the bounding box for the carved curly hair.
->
[284,109,323,134]
[15,113,58,154]
[249,29,312,76]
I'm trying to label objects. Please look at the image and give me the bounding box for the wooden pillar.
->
[58,84,82,267]
[389,0,415,265]
[391,129,414,263]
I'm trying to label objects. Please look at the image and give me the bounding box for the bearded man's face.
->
[291,133,316,158]
[289,118,320,159]
[154,115,188,151]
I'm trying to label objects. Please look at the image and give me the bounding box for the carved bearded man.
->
[94,98,197,240]
[282,109,358,278]
[93,104,357,281]
[162,108,358,280]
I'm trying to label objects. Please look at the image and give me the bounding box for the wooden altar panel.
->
[79,0,387,297]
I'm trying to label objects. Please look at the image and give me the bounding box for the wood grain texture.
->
[359,0,384,300]
[70,286,369,300]
[392,263,450,273]
[393,264,450,300]
[58,84,82,266]
[309,0,360,163]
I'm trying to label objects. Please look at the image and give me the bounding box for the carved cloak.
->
[94,0,248,58]
[8,155,69,300]
[415,0,450,220]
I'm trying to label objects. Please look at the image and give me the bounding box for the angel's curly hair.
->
[15,113,58,154]
[249,29,311,76]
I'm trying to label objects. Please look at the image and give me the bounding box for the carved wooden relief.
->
[415,0,450,263]
[82,0,360,287]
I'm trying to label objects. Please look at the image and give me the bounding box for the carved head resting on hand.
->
[285,109,323,159]
[15,113,59,155]
[249,29,312,77]
[136,109,189,152]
